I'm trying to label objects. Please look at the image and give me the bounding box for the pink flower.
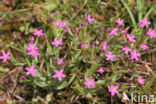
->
[52,69,66,81]
[110,28,118,36]
[140,43,149,50]
[53,20,61,27]
[51,57,56,61]
[0,51,11,63]
[81,43,86,49]
[80,22,85,28]
[83,54,87,58]
[139,17,151,28]
[105,51,116,61]
[108,84,119,96]
[53,20,69,28]
[128,69,133,73]
[122,45,131,55]
[27,49,40,57]
[51,38,63,47]
[116,18,124,26]
[63,29,68,33]
[127,34,136,43]
[27,43,38,51]
[60,20,69,27]
[120,29,127,34]
[57,59,63,66]
[33,29,44,37]
[87,14,94,24]
[84,77,95,88]
[101,41,110,52]
[29,36,35,43]
[130,49,141,61]
[137,76,144,85]
[70,85,73,89]
[98,67,104,74]
[146,28,156,39]
[22,76,26,80]
[25,65,38,76]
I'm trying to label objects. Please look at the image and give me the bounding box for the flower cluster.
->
[53,20,69,28]
[27,42,40,57]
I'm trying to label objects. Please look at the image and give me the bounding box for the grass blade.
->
[120,0,137,29]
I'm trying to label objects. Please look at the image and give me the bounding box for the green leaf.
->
[0,67,9,73]
[57,81,68,90]
[137,0,144,21]
[46,93,52,102]
[144,74,156,91]
[120,0,137,29]
[68,73,76,84]
[19,26,25,32]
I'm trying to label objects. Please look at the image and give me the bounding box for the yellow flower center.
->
[58,73,61,77]
[112,88,115,92]
[108,55,112,58]
[4,55,7,58]
[30,68,33,72]
[88,82,91,85]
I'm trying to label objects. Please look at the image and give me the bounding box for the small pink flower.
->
[130,49,141,61]
[33,29,44,37]
[22,76,26,80]
[57,59,63,66]
[90,44,94,48]
[70,85,73,89]
[101,41,109,52]
[121,29,127,34]
[29,36,35,43]
[116,18,124,26]
[87,14,94,24]
[63,29,68,33]
[52,69,66,81]
[63,60,68,67]
[122,45,131,55]
[80,22,85,28]
[128,69,133,73]
[137,76,144,85]
[17,52,21,56]
[53,20,69,28]
[83,54,87,58]
[127,34,136,43]
[60,20,69,27]
[108,84,119,96]
[27,49,40,57]
[51,57,56,61]
[139,17,151,28]
[98,67,104,74]
[0,51,11,63]
[53,20,61,27]
[84,77,95,88]
[27,43,38,51]
[81,43,86,49]
[110,28,118,36]
[51,38,63,47]
[25,65,38,76]
[105,51,116,61]
[146,28,156,39]
[140,43,149,50]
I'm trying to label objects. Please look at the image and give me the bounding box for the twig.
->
[36,96,48,104]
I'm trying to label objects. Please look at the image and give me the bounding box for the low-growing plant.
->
[0,0,155,103]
